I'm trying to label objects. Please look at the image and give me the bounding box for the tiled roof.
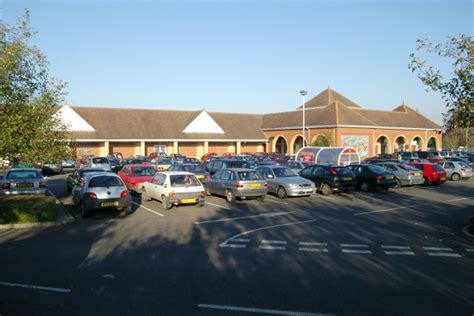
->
[297,87,361,109]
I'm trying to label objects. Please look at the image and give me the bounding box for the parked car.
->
[440,161,472,181]
[118,164,157,194]
[445,157,470,164]
[108,158,123,173]
[202,168,268,203]
[86,156,112,171]
[66,167,109,192]
[142,171,205,210]
[170,154,186,164]
[200,152,218,162]
[399,152,419,160]
[151,158,173,171]
[168,163,211,181]
[72,172,132,218]
[205,159,251,175]
[299,164,357,195]
[348,164,398,192]
[417,151,444,164]
[61,160,76,168]
[285,160,313,173]
[407,162,447,185]
[183,157,200,164]
[256,165,315,199]
[41,162,63,175]
[1,168,47,195]
[375,162,425,188]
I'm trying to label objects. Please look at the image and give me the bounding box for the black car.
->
[108,158,123,173]
[299,164,357,195]
[66,167,109,192]
[205,159,251,176]
[348,164,398,192]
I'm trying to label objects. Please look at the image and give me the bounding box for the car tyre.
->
[81,204,90,218]
[394,179,402,189]
[225,190,236,203]
[276,186,287,199]
[161,196,172,210]
[424,177,431,186]
[123,205,133,214]
[142,189,152,201]
[320,183,331,195]
[451,173,460,181]
[361,182,369,192]
[67,186,72,193]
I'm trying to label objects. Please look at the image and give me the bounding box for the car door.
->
[207,170,223,194]
[118,166,129,189]
[311,166,325,187]
[299,166,315,183]
[67,170,78,189]
[72,178,85,205]
[264,168,277,193]
[442,162,454,178]
[220,170,234,195]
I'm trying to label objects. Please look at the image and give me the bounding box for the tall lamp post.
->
[300,90,308,146]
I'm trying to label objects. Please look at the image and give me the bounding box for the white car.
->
[86,156,112,171]
[142,171,205,210]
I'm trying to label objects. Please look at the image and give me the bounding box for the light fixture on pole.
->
[300,90,308,146]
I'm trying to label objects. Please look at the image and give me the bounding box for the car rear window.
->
[238,171,262,181]
[399,164,419,171]
[367,165,389,174]
[131,167,156,176]
[92,158,108,164]
[89,176,123,187]
[6,170,42,180]
[334,167,353,175]
[432,164,444,171]
[227,161,250,168]
[170,174,200,187]
[273,168,297,177]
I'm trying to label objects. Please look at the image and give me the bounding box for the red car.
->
[118,164,156,194]
[407,162,446,185]
[200,153,218,162]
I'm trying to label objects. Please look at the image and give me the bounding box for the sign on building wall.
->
[340,135,369,158]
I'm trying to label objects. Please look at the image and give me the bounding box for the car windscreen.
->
[459,162,470,169]
[6,170,42,180]
[92,158,108,164]
[170,175,200,187]
[238,171,262,181]
[131,167,156,176]
[334,167,353,175]
[432,164,444,171]
[367,165,389,174]
[89,176,123,187]
[273,168,297,177]
[227,161,250,168]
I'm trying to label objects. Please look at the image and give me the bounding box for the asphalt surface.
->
[0,168,473,316]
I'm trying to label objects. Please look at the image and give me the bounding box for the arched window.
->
[394,136,407,152]
[275,137,288,154]
[376,136,389,155]
[427,137,437,150]
[412,136,423,151]
[293,136,304,154]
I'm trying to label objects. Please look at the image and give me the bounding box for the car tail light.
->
[235,182,244,188]
[264,182,268,187]
[87,192,97,199]
[461,168,465,172]
[200,191,205,197]
[120,190,128,198]
[39,181,47,188]
[376,176,382,183]
[2,182,11,189]
[329,168,337,175]
[205,174,211,179]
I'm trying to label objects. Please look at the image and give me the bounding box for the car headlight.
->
[289,183,299,188]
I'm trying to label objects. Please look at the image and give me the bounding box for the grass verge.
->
[0,195,58,224]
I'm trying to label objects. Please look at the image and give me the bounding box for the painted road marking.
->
[340,244,369,248]
[0,281,71,293]
[259,245,286,250]
[219,219,317,248]
[197,304,334,316]
[427,252,462,258]
[384,251,416,256]
[299,242,328,246]
[423,247,453,251]
[194,212,293,225]
[132,202,164,217]
[233,239,250,243]
[262,240,287,245]
[341,249,372,254]
[219,244,246,248]
[465,248,474,253]
[447,197,470,202]
[205,201,232,211]
[299,247,329,253]
[381,245,411,250]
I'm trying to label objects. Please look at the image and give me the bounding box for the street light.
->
[300,90,308,146]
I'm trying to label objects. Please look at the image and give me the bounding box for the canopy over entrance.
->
[296,147,361,166]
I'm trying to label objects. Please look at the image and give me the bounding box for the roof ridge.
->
[338,103,378,125]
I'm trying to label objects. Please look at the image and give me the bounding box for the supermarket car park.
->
[0,159,473,316]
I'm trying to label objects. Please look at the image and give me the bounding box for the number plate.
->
[440,177,446,181]
[196,175,204,179]
[250,183,261,188]
[415,172,421,176]
[101,201,119,207]
[16,182,33,188]
[386,176,394,180]
[343,177,352,181]
[181,198,197,204]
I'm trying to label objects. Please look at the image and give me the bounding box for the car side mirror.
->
[44,176,49,180]
[267,175,273,179]
[164,184,168,188]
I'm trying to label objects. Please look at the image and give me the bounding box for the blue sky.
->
[2,0,472,125]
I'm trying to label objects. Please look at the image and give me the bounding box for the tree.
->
[311,133,332,147]
[0,10,74,164]
[409,34,473,148]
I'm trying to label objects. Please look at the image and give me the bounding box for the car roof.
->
[221,168,257,172]
[156,171,195,176]
[125,164,153,168]
[84,172,117,179]
[7,168,38,172]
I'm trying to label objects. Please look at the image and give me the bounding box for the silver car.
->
[202,168,268,203]
[375,162,425,188]
[440,161,472,181]
[1,168,47,195]
[72,172,132,218]
[256,166,316,199]
[86,156,112,171]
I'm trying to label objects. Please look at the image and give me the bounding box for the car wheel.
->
[81,204,90,218]
[257,195,266,202]
[142,189,152,201]
[424,177,431,186]
[161,196,172,210]
[67,186,72,193]
[320,183,331,195]
[276,186,287,199]
[451,173,460,181]
[361,182,369,192]
[203,184,211,196]
[123,205,133,214]
[394,179,402,189]
[225,190,236,203]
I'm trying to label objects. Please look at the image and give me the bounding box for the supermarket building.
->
[58,88,442,159]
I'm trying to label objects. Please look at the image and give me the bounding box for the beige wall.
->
[76,143,102,157]
[109,142,140,157]
[208,142,229,154]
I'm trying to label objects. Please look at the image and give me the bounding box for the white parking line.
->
[0,281,71,293]
[259,245,286,250]
[262,240,287,245]
[423,247,453,251]
[340,244,369,248]
[384,251,415,256]
[299,247,329,253]
[194,212,293,225]
[427,252,462,258]
[341,249,372,254]
[132,202,164,217]
[197,304,334,316]
[219,244,247,248]
[465,248,474,253]
[447,197,470,202]
[233,239,250,243]
[354,204,424,216]
[299,242,328,246]
[381,245,411,250]
[205,201,232,210]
